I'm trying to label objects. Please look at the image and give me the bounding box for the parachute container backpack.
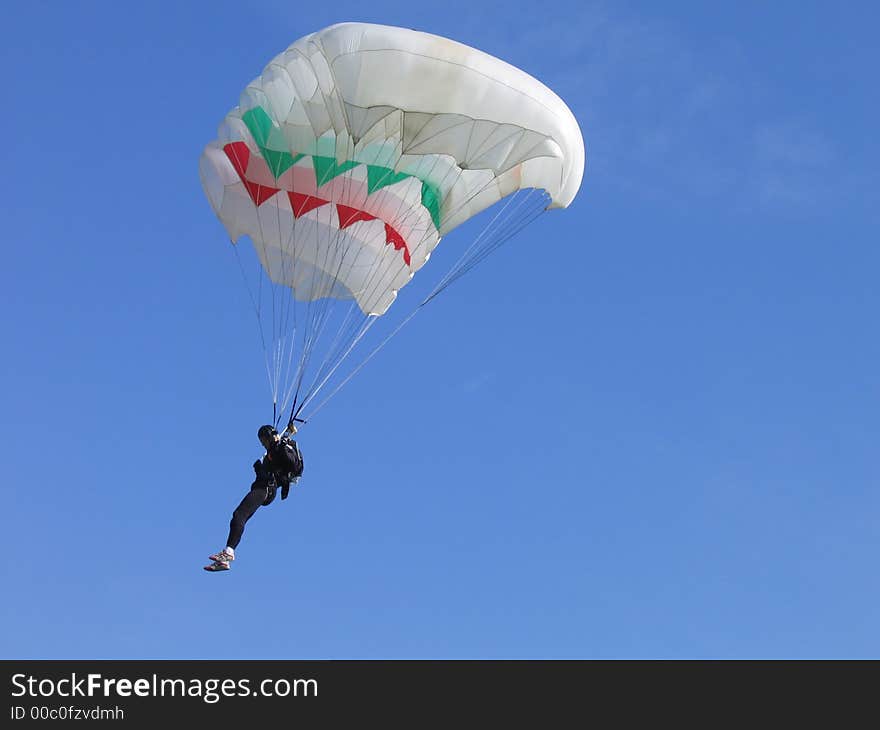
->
[199,22,585,428]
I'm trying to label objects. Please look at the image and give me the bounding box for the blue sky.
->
[2,1,878,658]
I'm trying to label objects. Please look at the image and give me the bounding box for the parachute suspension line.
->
[297,171,473,422]
[307,119,481,414]
[433,189,528,293]
[301,307,417,421]
[294,314,379,420]
[282,52,357,418]
[329,151,520,330]
[246,193,276,407]
[456,194,548,277]
[297,190,449,425]
[292,151,463,417]
[288,197,349,417]
[286,129,378,414]
[299,301,367,409]
[279,198,305,425]
[335,152,463,336]
[301,186,549,423]
[296,151,439,403]
[275,315,299,429]
[289,158,373,419]
[276,50,327,412]
[426,190,549,303]
[271,198,285,414]
[273,204,292,414]
[289,257,322,412]
[288,174,348,415]
[343,160,525,324]
[252,192,285,411]
[304,193,352,353]
[275,304,300,428]
[231,240,276,405]
[272,204,300,429]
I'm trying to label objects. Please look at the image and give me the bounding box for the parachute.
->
[199,22,585,427]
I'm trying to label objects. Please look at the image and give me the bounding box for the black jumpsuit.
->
[225,439,300,550]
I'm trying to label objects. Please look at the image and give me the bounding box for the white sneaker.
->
[208,550,234,563]
[203,561,230,572]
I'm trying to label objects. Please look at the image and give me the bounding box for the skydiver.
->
[204,424,304,572]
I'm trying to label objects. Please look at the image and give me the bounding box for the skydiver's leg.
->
[225,483,267,551]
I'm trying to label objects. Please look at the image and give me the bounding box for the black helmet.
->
[257,425,277,442]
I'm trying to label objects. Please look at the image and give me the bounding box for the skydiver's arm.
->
[253,457,269,478]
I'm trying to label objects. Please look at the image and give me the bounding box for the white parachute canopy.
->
[199,22,585,424]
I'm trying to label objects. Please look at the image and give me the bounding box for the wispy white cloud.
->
[755,123,836,167]
[753,122,838,206]
[483,3,864,214]
[463,371,494,394]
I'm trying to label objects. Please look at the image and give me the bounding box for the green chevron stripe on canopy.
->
[242,105,442,231]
